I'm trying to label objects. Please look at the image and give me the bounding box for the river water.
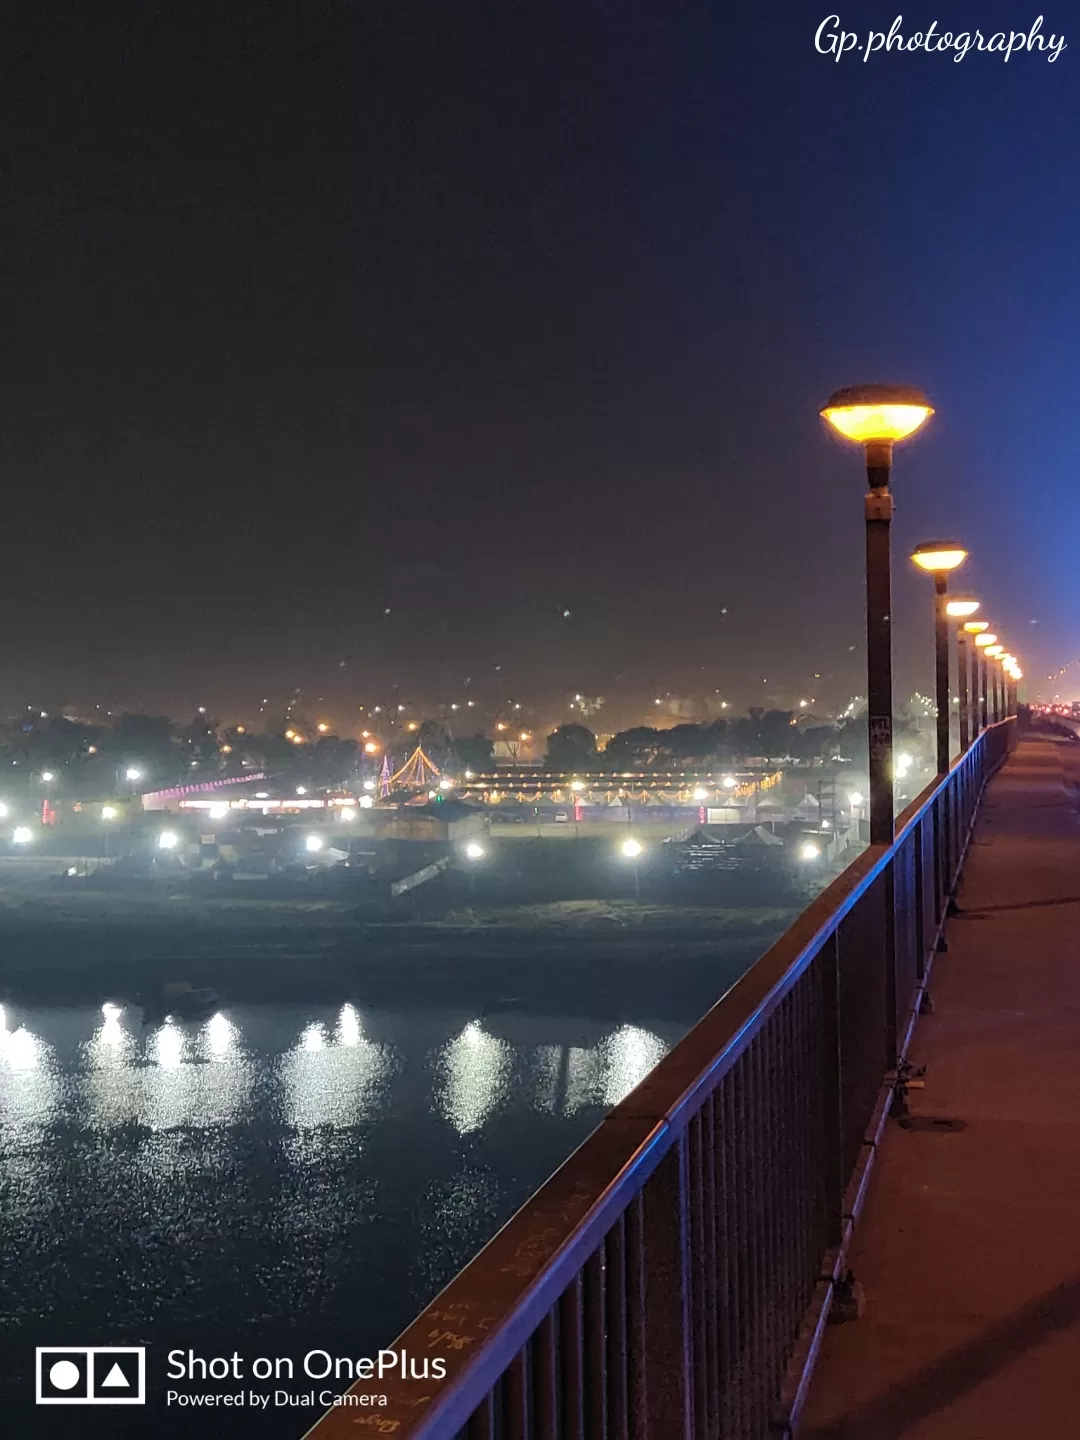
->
[0,998,682,1437]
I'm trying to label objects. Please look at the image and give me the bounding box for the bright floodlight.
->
[800,842,821,861]
[820,384,933,445]
[305,834,324,853]
[339,807,357,823]
[439,777,454,789]
[0,803,8,819]
[363,779,376,791]
[101,805,118,820]
[849,791,864,807]
[964,620,989,634]
[692,786,709,801]
[946,597,980,618]
[974,633,998,648]
[722,775,737,789]
[41,771,55,783]
[464,842,485,861]
[12,827,32,845]
[296,786,307,795]
[359,795,374,809]
[208,802,229,819]
[570,780,585,792]
[364,741,379,754]
[158,831,178,850]
[911,541,968,573]
[125,767,142,782]
[621,838,643,859]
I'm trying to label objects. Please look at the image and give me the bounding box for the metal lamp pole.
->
[911,543,968,774]
[935,574,951,772]
[984,648,996,725]
[822,387,934,844]
[947,601,981,752]
[957,627,970,751]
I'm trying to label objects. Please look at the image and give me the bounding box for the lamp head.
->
[963,620,989,634]
[985,645,1004,658]
[911,540,968,574]
[821,384,934,446]
[974,633,998,648]
[945,597,980,618]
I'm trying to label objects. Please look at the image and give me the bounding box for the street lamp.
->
[946,598,980,751]
[911,542,969,774]
[821,384,934,843]
[963,621,989,736]
[620,836,644,900]
[984,646,1005,722]
[974,632,998,728]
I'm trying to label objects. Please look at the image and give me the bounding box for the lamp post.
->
[910,543,969,773]
[974,632,998,727]
[946,599,980,752]
[963,621,989,736]
[821,385,933,844]
[985,646,1005,720]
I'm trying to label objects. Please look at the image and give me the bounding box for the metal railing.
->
[305,719,1017,1440]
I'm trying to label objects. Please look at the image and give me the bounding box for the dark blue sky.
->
[2,1,1075,715]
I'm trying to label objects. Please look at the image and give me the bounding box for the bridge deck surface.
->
[802,734,1080,1439]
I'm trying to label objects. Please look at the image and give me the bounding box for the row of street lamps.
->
[821,386,1022,845]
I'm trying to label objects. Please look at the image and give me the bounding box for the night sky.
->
[3,3,1076,721]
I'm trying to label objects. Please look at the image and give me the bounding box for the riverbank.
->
[0,877,795,1024]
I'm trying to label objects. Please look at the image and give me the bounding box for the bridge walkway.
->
[802,734,1080,1439]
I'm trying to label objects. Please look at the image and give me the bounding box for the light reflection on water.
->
[0,998,678,1432]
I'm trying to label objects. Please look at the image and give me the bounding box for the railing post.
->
[912,818,926,983]
[639,1137,694,1439]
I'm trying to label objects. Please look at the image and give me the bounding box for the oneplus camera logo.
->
[36,1347,146,1404]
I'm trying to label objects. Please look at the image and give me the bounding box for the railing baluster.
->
[641,1136,694,1438]
[533,1311,558,1440]
[503,1350,528,1440]
[584,1250,608,1438]
[467,1392,495,1440]
[606,1215,630,1440]
[560,1273,585,1440]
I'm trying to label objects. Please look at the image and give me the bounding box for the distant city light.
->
[439,778,454,789]
[692,786,709,801]
[362,779,376,791]
[41,771,55,782]
[464,842,485,861]
[101,805,118,820]
[359,796,374,809]
[339,807,357,823]
[125,767,142,782]
[296,786,307,795]
[722,776,737,789]
[364,741,379,754]
[305,834,324,853]
[12,827,32,845]
[317,723,329,733]
[799,699,809,708]
[800,842,821,861]
[849,792,864,808]
[621,839,643,859]
[158,831,179,850]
